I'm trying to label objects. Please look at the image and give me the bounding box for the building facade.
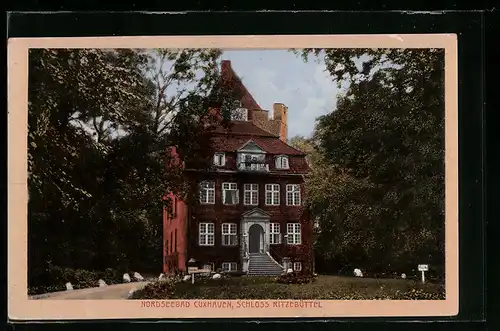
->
[163,61,312,276]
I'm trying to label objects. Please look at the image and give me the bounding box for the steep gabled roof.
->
[207,60,306,157]
[242,208,271,218]
[238,139,266,152]
[212,121,276,137]
[220,60,262,111]
[212,135,305,156]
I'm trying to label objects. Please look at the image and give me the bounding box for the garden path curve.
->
[29,281,150,300]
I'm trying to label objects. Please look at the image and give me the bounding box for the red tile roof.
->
[220,60,262,111]
[208,61,306,157]
[212,121,275,137]
[212,130,306,156]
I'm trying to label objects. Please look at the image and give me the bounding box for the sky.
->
[220,50,345,138]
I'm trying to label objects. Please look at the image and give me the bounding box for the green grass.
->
[130,275,445,300]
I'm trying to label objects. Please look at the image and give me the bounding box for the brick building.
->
[163,60,312,276]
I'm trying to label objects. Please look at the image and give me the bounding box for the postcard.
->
[8,34,458,320]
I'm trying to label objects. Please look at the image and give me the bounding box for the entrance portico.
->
[240,208,271,272]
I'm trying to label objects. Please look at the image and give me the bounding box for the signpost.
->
[188,268,211,284]
[418,264,429,283]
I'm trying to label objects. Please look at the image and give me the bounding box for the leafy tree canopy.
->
[295,48,445,276]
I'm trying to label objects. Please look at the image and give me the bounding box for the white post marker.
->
[187,268,210,285]
[418,264,429,283]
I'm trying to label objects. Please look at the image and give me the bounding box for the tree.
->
[288,135,318,168]
[28,48,227,283]
[296,49,445,278]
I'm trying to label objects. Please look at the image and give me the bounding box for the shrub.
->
[98,268,121,285]
[275,273,315,285]
[130,277,180,300]
[72,269,99,289]
[28,266,123,295]
[224,271,245,277]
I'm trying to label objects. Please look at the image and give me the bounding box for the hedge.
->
[28,266,134,295]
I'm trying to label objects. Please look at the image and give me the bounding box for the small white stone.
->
[183,275,191,281]
[401,273,407,279]
[354,268,363,277]
[134,272,144,281]
[123,273,131,283]
[98,279,107,287]
[65,282,73,291]
[212,273,221,279]
[158,273,165,281]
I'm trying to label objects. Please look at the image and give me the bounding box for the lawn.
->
[130,275,445,300]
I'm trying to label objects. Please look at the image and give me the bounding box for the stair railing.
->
[269,246,286,271]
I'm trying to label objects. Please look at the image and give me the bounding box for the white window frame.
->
[293,262,302,272]
[222,182,239,205]
[275,155,289,169]
[243,183,259,205]
[199,181,215,204]
[269,223,281,244]
[265,184,280,206]
[213,152,226,167]
[222,223,238,246]
[230,106,248,121]
[286,184,301,206]
[199,223,215,246]
[287,223,301,245]
[222,262,238,272]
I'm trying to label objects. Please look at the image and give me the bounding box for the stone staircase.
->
[247,253,284,276]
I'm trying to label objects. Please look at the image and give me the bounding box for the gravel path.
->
[29,282,151,300]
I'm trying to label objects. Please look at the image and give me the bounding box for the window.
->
[287,223,301,245]
[230,107,248,121]
[170,232,173,253]
[286,184,301,206]
[222,182,239,205]
[275,155,289,169]
[243,183,259,205]
[222,223,238,246]
[199,181,215,204]
[199,223,215,246]
[222,262,238,272]
[213,152,225,167]
[293,262,302,272]
[265,184,280,205]
[269,223,281,244]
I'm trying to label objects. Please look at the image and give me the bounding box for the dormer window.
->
[213,152,226,167]
[231,108,248,121]
[275,155,289,170]
[230,101,248,121]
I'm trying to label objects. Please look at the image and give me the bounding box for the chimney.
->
[272,103,288,142]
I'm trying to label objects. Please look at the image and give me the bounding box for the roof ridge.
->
[212,120,278,138]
